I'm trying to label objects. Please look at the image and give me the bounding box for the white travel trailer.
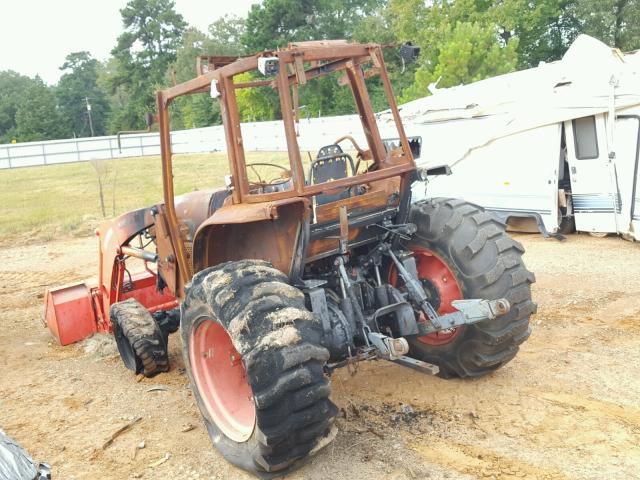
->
[399,35,640,240]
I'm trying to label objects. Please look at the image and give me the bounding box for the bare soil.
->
[1,233,639,480]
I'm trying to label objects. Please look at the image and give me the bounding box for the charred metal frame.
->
[44,40,514,373]
[156,41,416,293]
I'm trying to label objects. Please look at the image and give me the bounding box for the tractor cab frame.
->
[156,41,416,297]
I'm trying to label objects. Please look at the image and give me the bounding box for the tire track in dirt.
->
[537,392,640,431]
[411,438,569,479]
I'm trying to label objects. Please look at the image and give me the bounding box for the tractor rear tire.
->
[110,298,170,377]
[405,198,536,378]
[181,260,337,478]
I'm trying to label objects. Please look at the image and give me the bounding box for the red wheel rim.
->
[189,319,256,442]
[389,246,464,346]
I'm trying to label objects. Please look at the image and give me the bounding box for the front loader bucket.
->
[44,283,97,346]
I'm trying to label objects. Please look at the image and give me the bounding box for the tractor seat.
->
[208,188,230,215]
[317,144,344,158]
[308,145,356,206]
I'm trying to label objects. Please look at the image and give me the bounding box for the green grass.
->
[0,151,292,240]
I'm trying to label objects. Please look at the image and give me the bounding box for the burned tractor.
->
[44,41,535,477]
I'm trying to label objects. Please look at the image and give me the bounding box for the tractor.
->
[44,41,535,477]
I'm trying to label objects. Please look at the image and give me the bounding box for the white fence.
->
[0,114,401,170]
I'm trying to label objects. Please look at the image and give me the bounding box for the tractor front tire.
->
[181,260,337,477]
[110,298,170,377]
[406,198,536,378]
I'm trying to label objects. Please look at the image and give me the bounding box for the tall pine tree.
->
[108,0,187,131]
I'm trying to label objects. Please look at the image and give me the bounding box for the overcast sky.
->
[0,0,258,85]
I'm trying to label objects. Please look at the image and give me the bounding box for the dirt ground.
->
[1,233,639,480]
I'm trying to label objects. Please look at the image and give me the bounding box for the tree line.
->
[1,0,638,144]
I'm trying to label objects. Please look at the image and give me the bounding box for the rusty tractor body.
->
[45,41,535,477]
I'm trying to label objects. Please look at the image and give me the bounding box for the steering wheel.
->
[333,135,372,173]
[246,163,292,190]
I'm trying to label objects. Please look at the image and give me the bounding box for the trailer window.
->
[573,116,599,160]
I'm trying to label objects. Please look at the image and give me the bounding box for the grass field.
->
[0,151,290,240]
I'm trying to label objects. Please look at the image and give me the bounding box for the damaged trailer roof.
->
[384,35,640,168]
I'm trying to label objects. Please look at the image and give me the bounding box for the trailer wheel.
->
[558,216,575,234]
[181,260,337,477]
[398,198,536,378]
[110,298,170,377]
[557,210,575,234]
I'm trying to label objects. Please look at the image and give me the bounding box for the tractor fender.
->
[192,197,310,279]
[173,188,228,243]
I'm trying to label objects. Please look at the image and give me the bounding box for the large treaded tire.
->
[110,298,170,377]
[407,198,536,378]
[181,260,337,478]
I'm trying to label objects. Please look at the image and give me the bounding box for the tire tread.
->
[110,298,169,378]
[407,197,536,378]
[181,261,336,476]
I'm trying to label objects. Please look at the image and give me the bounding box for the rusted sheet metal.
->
[174,189,222,240]
[193,200,308,277]
[203,197,310,226]
[307,227,362,260]
[282,41,374,61]
[315,189,391,224]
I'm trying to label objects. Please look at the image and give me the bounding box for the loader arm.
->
[45,207,176,345]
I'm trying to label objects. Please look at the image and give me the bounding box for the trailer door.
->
[565,115,619,234]
[616,115,640,240]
